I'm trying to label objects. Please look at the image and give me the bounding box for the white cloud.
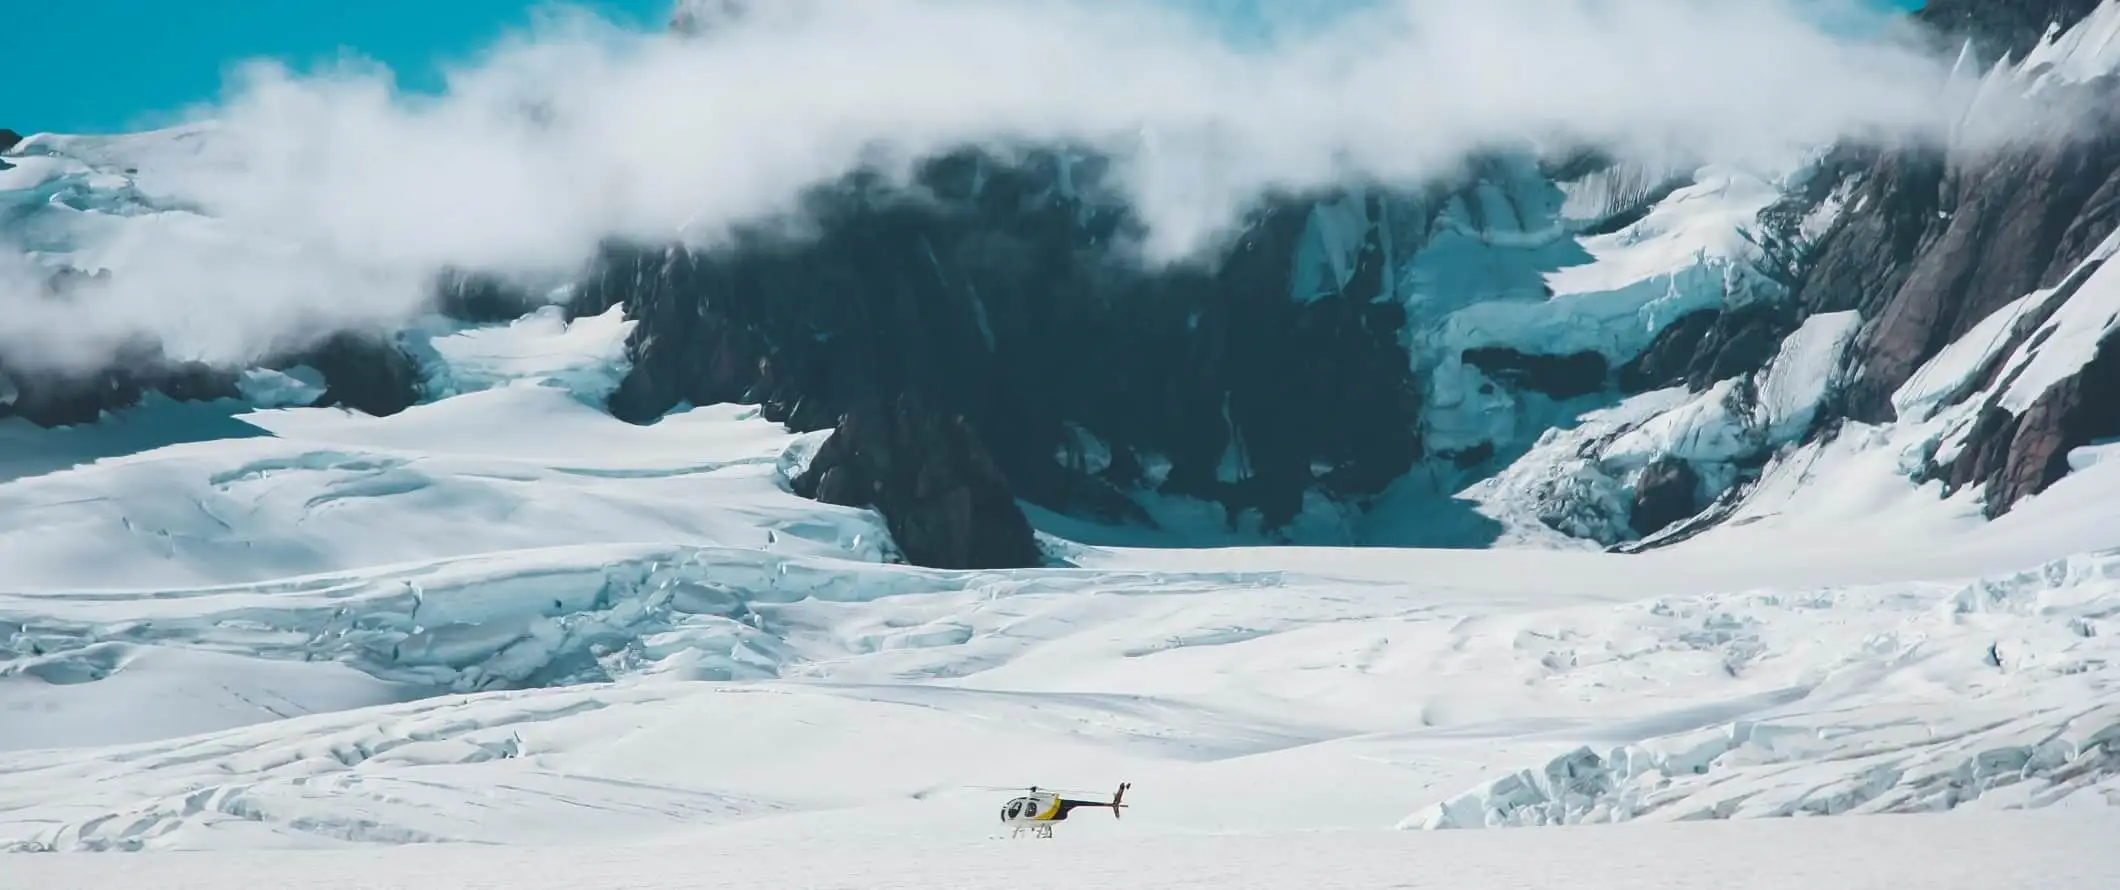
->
[0,0,2058,374]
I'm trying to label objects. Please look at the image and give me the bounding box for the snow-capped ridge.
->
[2017,0,2120,86]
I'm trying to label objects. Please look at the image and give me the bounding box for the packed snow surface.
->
[9,811,2119,889]
[3,297,2119,860]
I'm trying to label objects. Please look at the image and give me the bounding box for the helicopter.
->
[980,782,1131,839]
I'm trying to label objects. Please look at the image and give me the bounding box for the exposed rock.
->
[1618,310,1721,393]
[1688,302,1803,392]
[1940,329,2120,517]
[0,330,421,428]
[586,245,776,428]
[1940,405,2022,504]
[288,333,422,417]
[1460,347,1608,400]
[0,344,239,428]
[3,252,423,429]
[1793,0,2120,431]
[0,364,147,427]
[1772,0,2120,520]
[1614,301,1800,396]
[433,269,540,324]
[1630,457,1702,538]
[147,361,244,404]
[1913,0,2109,59]
[790,394,1043,570]
[0,129,20,153]
[1815,116,2120,423]
[10,0,2120,562]
[571,152,1424,535]
[1930,257,2098,415]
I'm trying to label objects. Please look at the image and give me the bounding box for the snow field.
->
[7,809,2118,889]
[12,15,2120,881]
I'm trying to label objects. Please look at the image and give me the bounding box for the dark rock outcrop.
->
[0,347,239,428]
[1938,327,2120,516]
[791,395,1043,570]
[433,270,541,324]
[1630,457,1702,538]
[1688,302,1803,391]
[3,253,427,427]
[1800,0,2120,417]
[292,333,423,417]
[1772,0,2120,516]
[1616,301,1801,395]
[1619,310,1721,393]
[569,152,1425,539]
[1460,347,1608,400]
[0,332,421,428]
[1811,116,2120,424]
[1912,0,2108,59]
[19,0,2120,556]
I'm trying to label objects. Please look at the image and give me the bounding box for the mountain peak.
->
[1914,0,2112,58]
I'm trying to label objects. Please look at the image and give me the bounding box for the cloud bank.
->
[0,0,2057,373]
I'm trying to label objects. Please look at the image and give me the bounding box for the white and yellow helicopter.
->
[982,783,1131,838]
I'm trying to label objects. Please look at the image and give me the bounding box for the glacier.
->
[4,263,2120,850]
[4,3,2120,887]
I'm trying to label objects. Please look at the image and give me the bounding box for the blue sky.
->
[6,0,1930,137]
[3,0,670,135]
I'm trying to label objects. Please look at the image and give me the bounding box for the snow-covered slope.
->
[8,2,2120,879]
[3,299,2119,853]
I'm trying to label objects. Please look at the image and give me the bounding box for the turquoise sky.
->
[5,0,1930,137]
[3,0,669,135]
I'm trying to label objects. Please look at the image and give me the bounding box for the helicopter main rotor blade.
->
[964,784,1109,795]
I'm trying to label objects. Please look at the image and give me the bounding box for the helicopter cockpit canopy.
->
[1000,797,1041,821]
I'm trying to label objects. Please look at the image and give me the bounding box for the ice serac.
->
[1404,550,2120,830]
[1470,310,1861,548]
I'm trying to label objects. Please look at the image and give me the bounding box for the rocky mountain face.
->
[9,0,2120,569]
[1914,0,2108,56]
[789,392,1045,570]
[559,141,1813,564]
[561,154,1433,554]
[1494,0,2120,549]
[564,0,2120,562]
[0,133,430,426]
[1798,0,2120,519]
[0,331,421,427]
